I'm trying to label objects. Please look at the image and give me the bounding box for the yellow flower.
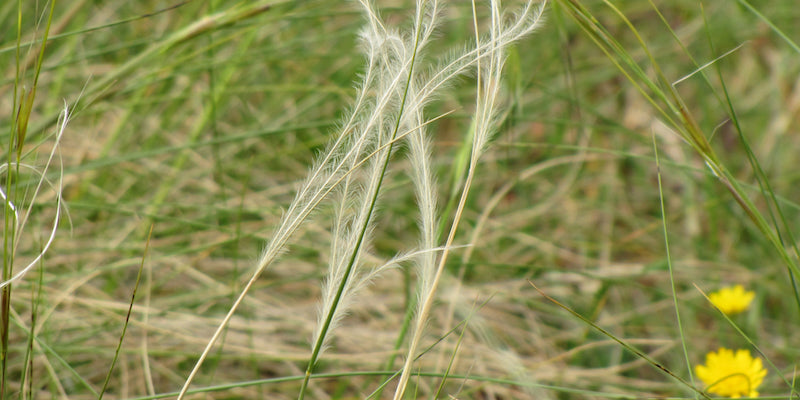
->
[696,348,766,398]
[708,285,755,315]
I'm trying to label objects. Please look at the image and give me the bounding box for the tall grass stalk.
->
[21,261,43,400]
[3,1,65,396]
[97,225,151,400]
[0,105,68,398]
[301,1,432,394]
[393,1,545,398]
[653,134,695,390]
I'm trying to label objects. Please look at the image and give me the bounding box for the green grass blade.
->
[97,225,151,400]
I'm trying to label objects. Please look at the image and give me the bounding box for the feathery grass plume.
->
[0,102,69,290]
[393,1,546,399]
[0,103,68,398]
[300,2,444,397]
[177,1,545,397]
[179,1,437,397]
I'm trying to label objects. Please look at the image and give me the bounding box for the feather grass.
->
[177,1,546,398]
[393,1,546,398]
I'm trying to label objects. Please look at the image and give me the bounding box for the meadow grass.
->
[1,0,799,399]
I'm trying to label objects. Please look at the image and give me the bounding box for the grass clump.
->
[2,0,800,399]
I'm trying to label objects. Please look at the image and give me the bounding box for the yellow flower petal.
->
[695,348,766,398]
[708,285,755,315]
